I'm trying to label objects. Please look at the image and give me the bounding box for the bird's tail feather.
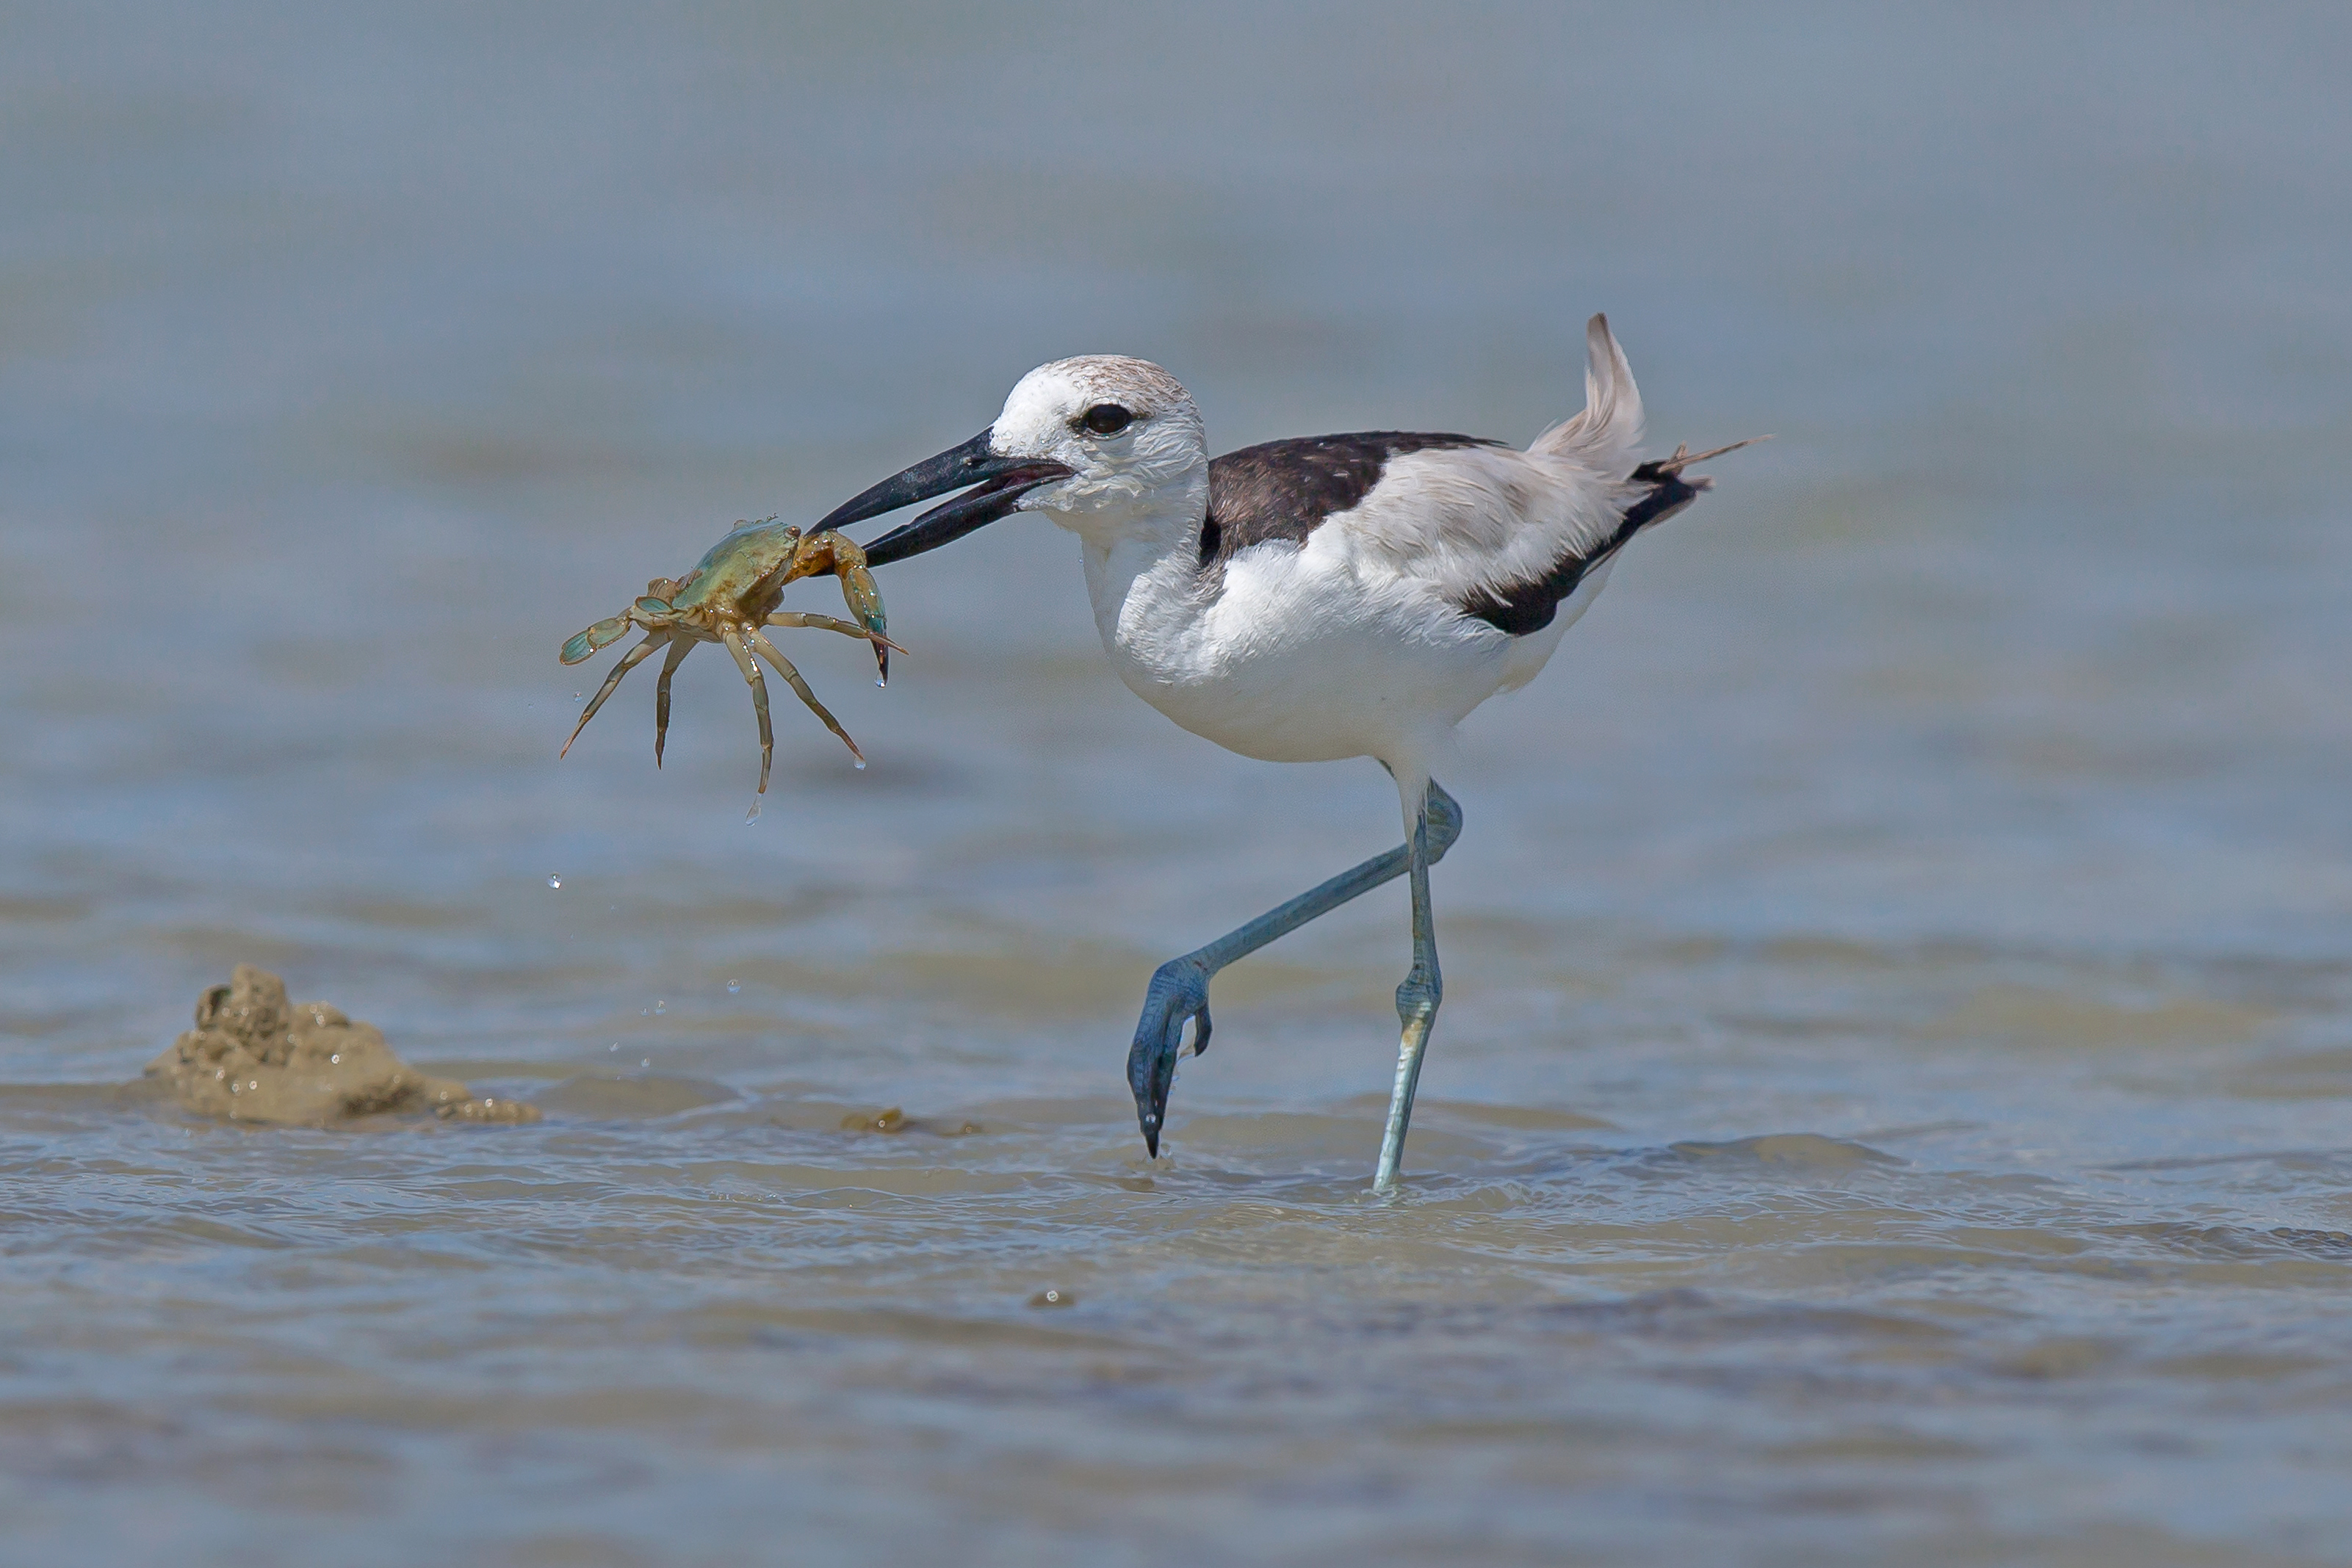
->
[1633,436,1770,493]
[1530,314,1645,475]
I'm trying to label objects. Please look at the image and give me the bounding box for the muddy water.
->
[5,5,2352,1564]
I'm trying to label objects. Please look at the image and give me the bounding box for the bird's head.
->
[991,356,1206,524]
[816,355,1208,563]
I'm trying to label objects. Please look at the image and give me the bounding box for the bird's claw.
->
[1127,955,1212,1158]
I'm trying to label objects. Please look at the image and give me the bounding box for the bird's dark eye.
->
[1080,403,1133,437]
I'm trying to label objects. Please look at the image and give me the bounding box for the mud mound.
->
[145,964,539,1126]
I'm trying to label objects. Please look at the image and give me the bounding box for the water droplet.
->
[572,691,582,701]
[1029,1287,1075,1309]
[745,801,762,824]
[653,1000,665,1015]
[853,759,866,771]
[608,1042,619,1052]
[726,980,740,994]
[641,1007,649,1017]
[640,1058,651,1068]
[328,1053,341,1065]
[546,874,562,889]
[875,677,887,688]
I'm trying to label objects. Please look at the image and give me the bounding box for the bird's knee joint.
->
[1395,974,1442,1019]
[1423,794,1464,862]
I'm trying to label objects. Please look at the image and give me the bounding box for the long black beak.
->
[815,429,1075,567]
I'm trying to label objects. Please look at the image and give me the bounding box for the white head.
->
[986,355,1209,543]
[815,355,1208,564]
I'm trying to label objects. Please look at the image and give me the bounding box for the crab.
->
[559,518,903,793]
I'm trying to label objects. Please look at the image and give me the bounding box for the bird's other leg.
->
[1373,796,1441,1193]
[1128,779,1462,1160]
[652,635,691,767]
[718,629,775,794]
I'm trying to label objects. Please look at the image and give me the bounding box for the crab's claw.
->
[807,534,891,685]
[839,566,890,684]
[561,615,632,666]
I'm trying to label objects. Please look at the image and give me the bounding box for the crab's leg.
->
[560,633,666,759]
[652,634,692,767]
[718,628,776,795]
[765,612,909,656]
[748,628,866,767]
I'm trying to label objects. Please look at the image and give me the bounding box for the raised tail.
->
[1529,313,1647,477]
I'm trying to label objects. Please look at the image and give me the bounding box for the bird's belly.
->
[1106,571,1515,765]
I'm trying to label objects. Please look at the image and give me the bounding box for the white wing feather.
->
[1337,315,1648,607]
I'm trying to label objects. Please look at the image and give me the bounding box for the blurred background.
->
[4,4,2350,1565]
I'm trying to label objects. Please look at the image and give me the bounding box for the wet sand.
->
[144,965,538,1125]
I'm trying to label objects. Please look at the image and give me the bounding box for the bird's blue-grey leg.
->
[1128,781,1462,1168]
[1374,801,1440,1191]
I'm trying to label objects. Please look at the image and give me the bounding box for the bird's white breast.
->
[1078,522,1586,770]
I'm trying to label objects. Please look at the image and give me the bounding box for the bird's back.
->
[1200,432,1503,574]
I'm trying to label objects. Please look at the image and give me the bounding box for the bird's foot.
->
[1128,955,1213,1158]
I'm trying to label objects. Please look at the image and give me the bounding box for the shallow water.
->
[5,4,2352,1564]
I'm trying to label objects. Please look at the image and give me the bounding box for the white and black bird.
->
[818,314,1750,1189]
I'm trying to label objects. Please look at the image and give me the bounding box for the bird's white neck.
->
[1034,472,1214,691]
